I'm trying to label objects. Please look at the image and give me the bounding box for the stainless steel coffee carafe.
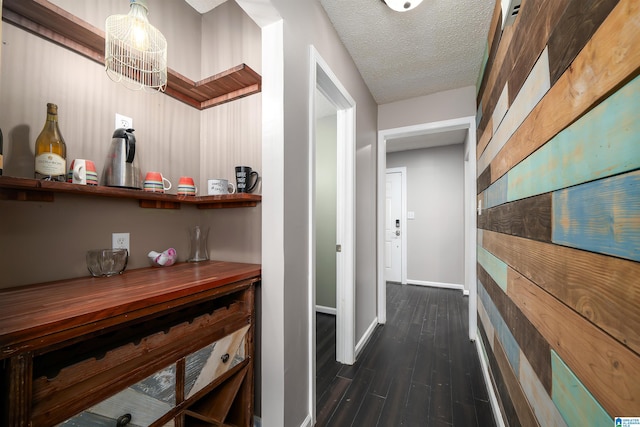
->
[101,128,142,189]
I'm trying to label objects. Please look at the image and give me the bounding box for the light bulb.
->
[384,0,423,12]
[131,19,149,50]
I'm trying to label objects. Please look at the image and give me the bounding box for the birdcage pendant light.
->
[105,0,167,91]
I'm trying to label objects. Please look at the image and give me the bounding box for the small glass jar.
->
[187,225,209,262]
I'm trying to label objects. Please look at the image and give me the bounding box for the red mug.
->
[144,172,171,193]
[177,176,197,196]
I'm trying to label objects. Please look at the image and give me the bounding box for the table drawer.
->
[185,324,250,399]
[58,363,176,427]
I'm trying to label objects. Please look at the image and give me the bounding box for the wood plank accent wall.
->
[475,0,640,425]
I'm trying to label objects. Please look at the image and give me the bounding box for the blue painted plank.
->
[551,350,612,427]
[477,281,520,375]
[484,173,508,209]
[477,245,508,291]
[553,170,640,261]
[508,74,640,202]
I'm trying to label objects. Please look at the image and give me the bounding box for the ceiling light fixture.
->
[383,0,423,12]
[105,0,168,91]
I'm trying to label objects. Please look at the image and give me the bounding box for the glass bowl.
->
[86,249,128,277]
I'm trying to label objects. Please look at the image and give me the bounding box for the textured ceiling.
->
[319,0,495,104]
[185,0,496,152]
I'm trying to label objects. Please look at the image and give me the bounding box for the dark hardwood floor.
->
[316,283,496,427]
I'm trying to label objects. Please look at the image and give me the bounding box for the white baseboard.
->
[299,414,313,427]
[315,305,337,315]
[407,279,465,293]
[355,317,378,358]
[475,333,506,427]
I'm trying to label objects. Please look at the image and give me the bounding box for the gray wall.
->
[387,144,465,287]
[315,112,337,310]
[262,1,379,425]
[378,85,476,130]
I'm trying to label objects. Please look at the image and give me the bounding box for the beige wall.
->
[0,1,261,288]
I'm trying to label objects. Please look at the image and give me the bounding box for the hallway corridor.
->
[316,283,496,426]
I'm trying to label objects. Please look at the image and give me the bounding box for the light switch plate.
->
[408,211,415,220]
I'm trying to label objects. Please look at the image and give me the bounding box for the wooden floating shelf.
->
[1,0,262,110]
[0,176,261,209]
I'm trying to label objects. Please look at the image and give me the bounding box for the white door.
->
[385,170,402,282]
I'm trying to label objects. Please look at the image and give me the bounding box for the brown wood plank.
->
[0,262,261,355]
[476,1,503,107]
[139,199,182,209]
[477,164,492,194]
[0,188,54,202]
[1,0,261,111]
[506,0,572,106]
[477,116,493,159]
[30,313,250,426]
[481,230,640,355]
[490,0,640,184]
[477,265,552,394]
[31,304,244,395]
[507,268,640,417]
[185,365,248,424]
[547,0,620,85]
[200,83,261,110]
[5,353,33,427]
[479,0,570,134]
[477,193,552,242]
[477,23,514,137]
[0,176,261,209]
[477,0,547,134]
[492,333,540,427]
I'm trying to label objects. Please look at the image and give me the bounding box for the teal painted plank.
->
[551,350,612,427]
[484,173,508,209]
[478,246,508,291]
[477,281,520,374]
[508,74,640,202]
[553,170,640,261]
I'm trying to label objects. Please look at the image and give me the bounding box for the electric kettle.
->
[101,128,142,189]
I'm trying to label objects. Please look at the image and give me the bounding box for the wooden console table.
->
[0,261,260,427]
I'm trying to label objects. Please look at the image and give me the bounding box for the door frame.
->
[376,116,477,341]
[385,167,407,284]
[308,45,357,422]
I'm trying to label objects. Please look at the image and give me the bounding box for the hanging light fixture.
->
[105,0,168,91]
[383,0,424,12]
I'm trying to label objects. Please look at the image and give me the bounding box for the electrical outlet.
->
[112,232,130,254]
[115,113,133,130]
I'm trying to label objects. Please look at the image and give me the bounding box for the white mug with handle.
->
[207,178,236,195]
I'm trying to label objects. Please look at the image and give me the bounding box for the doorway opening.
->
[308,46,357,423]
[376,117,477,340]
[384,167,407,284]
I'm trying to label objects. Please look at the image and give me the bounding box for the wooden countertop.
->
[0,261,261,357]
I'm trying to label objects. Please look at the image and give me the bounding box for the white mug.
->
[207,178,236,195]
[68,159,98,185]
[71,159,87,185]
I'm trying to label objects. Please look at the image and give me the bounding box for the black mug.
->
[235,166,259,193]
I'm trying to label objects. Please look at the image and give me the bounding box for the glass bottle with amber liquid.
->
[34,103,67,181]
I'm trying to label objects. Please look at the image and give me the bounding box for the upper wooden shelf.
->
[1,0,262,110]
[0,176,261,209]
